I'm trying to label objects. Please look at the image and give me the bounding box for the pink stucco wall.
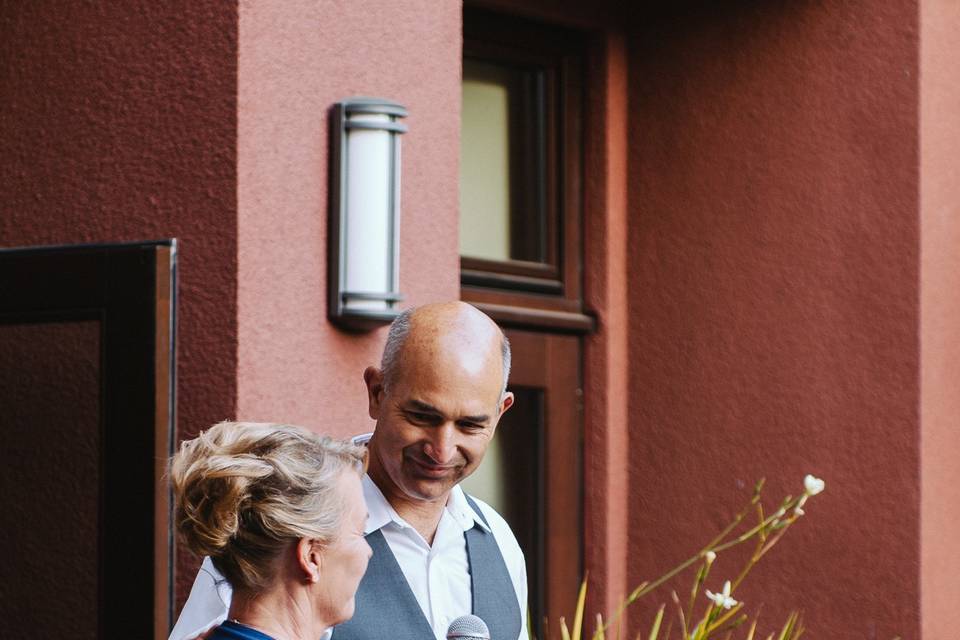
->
[625,2,919,638]
[920,1,960,636]
[236,0,462,435]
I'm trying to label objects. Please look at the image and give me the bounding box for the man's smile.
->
[406,454,461,478]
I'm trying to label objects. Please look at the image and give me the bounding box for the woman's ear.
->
[297,537,322,584]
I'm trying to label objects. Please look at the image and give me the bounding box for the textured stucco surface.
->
[236,0,462,433]
[920,0,960,636]
[625,2,919,638]
[0,0,238,610]
[582,31,631,622]
[0,1,238,430]
[5,0,958,635]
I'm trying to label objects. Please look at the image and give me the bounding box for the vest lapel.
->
[332,529,436,640]
[463,495,523,640]
[332,497,523,640]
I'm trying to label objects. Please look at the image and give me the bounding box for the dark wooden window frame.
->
[461,8,594,334]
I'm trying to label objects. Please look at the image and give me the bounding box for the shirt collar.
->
[362,474,492,535]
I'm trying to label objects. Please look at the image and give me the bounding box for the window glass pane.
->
[461,387,544,636]
[460,60,546,263]
[461,59,512,261]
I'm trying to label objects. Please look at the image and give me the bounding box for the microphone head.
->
[446,614,490,640]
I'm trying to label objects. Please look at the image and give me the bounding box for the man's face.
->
[365,346,513,505]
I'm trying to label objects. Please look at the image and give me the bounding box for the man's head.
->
[363,301,514,506]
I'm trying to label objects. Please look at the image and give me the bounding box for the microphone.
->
[446,615,490,640]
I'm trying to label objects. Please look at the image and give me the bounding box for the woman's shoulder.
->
[207,621,277,640]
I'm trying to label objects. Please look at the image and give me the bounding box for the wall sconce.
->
[329,97,407,331]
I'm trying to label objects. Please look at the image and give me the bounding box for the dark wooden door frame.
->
[506,329,582,630]
[0,240,177,638]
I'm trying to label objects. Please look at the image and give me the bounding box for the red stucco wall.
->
[236,0,462,435]
[0,1,239,609]
[582,30,631,623]
[920,0,960,636]
[625,2,919,638]
[6,1,955,636]
[0,1,238,431]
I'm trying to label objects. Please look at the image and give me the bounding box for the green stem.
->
[712,495,802,554]
[596,487,810,639]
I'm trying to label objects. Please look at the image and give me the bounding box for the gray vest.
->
[332,495,523,640]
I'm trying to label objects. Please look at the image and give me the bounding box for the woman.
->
[170,421,371,640]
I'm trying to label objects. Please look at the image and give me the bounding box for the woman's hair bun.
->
[169,421,366,591]
[171,436,273,556]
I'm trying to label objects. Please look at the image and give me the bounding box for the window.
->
[461,58,548,266]
[460,8,590,331]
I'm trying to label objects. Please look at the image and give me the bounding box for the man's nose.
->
[423,423,457,464]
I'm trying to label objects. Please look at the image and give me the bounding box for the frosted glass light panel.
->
[345,112,394,309]
[460,60,546,264]
[329,98,407,330]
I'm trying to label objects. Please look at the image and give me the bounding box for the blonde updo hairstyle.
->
[170,421,366,593]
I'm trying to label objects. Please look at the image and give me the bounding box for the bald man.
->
[170,302,528,640]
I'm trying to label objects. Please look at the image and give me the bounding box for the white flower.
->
[803,474,825,496]
[704,550,717,564]
[705,580,739,610]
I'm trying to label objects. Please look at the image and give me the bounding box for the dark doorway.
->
[0,241,177,639]
[462,329,582,638]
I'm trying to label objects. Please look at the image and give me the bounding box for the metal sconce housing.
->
[329,97,407,331]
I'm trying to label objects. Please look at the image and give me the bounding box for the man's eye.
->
[408,412,435,422]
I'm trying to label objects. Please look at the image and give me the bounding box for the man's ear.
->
[363,366,385,420]
[297,537,321,584]
[498,390,515,417]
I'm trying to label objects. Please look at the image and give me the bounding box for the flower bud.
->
[803,474,825,496]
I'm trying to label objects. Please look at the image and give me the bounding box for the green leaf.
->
[688,621,705,640]
[777,611,799,640]
[627,581,650,603]
[754,478,766,497]
[648,604,665,640]
[706,603,744,633]
[662,618,673,640]
[593,613,606,640]
[571,579,588,640]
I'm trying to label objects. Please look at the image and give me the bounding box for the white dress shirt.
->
[168,474,528,640]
